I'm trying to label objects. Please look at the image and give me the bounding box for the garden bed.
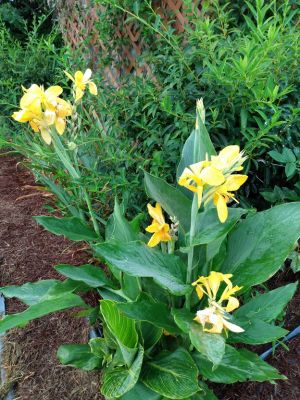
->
[0,154,299,399]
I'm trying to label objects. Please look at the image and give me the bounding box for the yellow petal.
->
[147,232,162,247]
[40,129,52,145]
[197,185,203,208]
[208,272,223,299]
[200,166,225,186]
[12,109,33,122]
[147,203,165,225]
[55,117,66,135]
[83,68,92,82]
[88,81,98,95]
[29,120,39,132]
[145,222,160,233]
[64,70,75,82]
[225,296,240,312]
[222,318,244,333]
[45,85,63,98]
[75,87,84,102]
[196,285,204,300]
[224,175,248,191]
[216,194,228,223]
[75,70,84,85]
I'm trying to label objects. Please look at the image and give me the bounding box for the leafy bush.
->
[88,0,300,208]
[1,102,299,399]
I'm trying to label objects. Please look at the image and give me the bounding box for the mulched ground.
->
[0,154,299,400]
[0,154,101,400]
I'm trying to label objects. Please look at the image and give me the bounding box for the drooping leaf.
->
[57,343,102,371]
[0,293,86,334]
[221,203,300,287]
[234,283,298,322]
[117,293,181,334]
[106,198,139,242]
[89,337,109,358]
[55,264,115,288]
[144,172,191,233]
[101,345,144,399]
[100,300,138,366]
[93,242,190,296]
[0,280,58,305]
[141,348,199,399]
[34,216,99,241]
[194,345,285,384]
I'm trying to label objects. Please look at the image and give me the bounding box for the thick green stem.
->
[185,194,198,310]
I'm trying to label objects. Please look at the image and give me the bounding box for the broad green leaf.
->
[140,322,162,350]
[0,293,86,334]
[172,309,225,366]
[198,383,218,400]
[117,293,181,334]
[89,337,109,358]
[142,348,199,399]
[144,172,191,233]
[100,300,138,366]
[229,319,288,345]
[57,344,102,371]
[177,111,216,179]
[234,283,298,322]
[122,273,141,301]
[55,264,115,288]
[101,345,144,399]
[221,203,300,287]
[46,278,89,296]
[106,198,138,242]
[34,216,99,241]
[191,208,246,246]
[0,280,57,305]
[93,242,190,296]
[194,345,285,384]
[120,382,161,400]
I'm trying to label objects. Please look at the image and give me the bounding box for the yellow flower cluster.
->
[12,85,72,145]
[12,69,98,144]
[178,145,248,223]
[192,271,244,334]
[145,203,171,247]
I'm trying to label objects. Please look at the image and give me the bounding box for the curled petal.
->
[88,81,98,95]
[224,175,248,191]
[225,296,240,312]
[40,129,52,145]
[215,193,228,223]
[55,117,66,135]
[222,318,244,333]
[147,232,162,248]
[83,68,92,82]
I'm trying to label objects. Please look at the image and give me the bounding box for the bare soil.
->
[0,154,299,400]
[0,154,101,400]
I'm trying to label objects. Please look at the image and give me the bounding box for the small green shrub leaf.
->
[57,344,102,371]
[221,203,300,287]
[93,242,190,296]
[34,216,99,241]
[142,348,200,399]
[101,345,144,399]
[194,345,285,383]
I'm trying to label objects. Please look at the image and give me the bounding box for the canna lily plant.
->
[1,99,300,399]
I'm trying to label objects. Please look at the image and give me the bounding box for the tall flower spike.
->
[65,69,98,102]
[192,271,244,334]
[145,203,171,247]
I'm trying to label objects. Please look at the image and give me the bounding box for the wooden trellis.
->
[56,0,202,85]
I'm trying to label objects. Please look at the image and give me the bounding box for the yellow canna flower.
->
[178,161,225,208]
[20,84,63,112]
[210,145,246,173]
[145,203,171,247]
[192,271,244,334]
[65,69,98,102]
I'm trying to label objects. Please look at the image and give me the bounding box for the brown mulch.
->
[0,154,299,400]
[0,154,101,400]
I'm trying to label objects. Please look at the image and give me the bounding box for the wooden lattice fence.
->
[55,0,203,85]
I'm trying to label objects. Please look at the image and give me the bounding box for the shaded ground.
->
[0,154,101,400]
[0,154,299,400]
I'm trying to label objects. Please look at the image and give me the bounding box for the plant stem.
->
[185,194,198,310]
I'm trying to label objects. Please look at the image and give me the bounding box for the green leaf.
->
[229,318,288,345]
[89,337,109,358]
[172,309,225,366]
[191,208,246,246]
[120,382,161,400]
[34,216,99,241]
[57,344,102,371]
[234,283,298,322]
[93,241,190,296]
[177,111,216,179]
[268,150,285,163]
[142,348,199,399]
[140,322,162,350]
[144,172,191,233]
[106,198,138,242]
[55,264,115,288]
[101,345,144,399]
[117,293,181,334]
[0,293,86,334]
[0,280,58,305]
[189,325,225,367]
[221,203,300,287]
[100,300,138,366]
[285,162,296,178]
[198,383,218,400]
[194,345,285,384]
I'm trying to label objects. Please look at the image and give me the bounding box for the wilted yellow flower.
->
[145,203,171,247]
[65,69,97,102]
[192,271,244,334]
[178,161,225,208]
